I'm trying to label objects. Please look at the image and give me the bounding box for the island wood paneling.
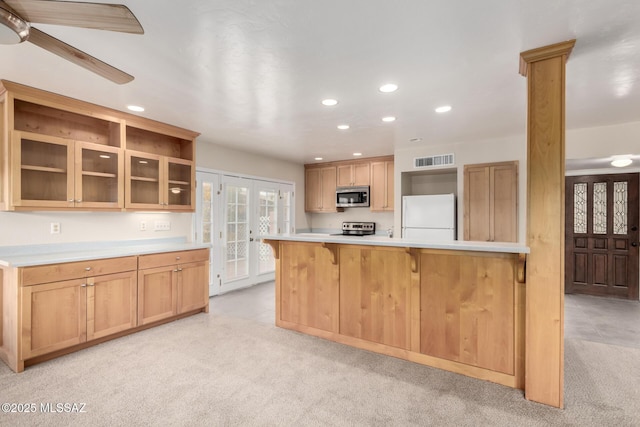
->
[420,251,515,375]
[520,39,575,408]
[279,242,339,332]
[339,246,411,349]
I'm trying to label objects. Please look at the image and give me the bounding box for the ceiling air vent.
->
[414,154,455,169]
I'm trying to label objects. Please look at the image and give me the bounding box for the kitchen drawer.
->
[138,249,209,270]
[20,256,138,286]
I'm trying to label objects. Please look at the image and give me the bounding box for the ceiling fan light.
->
[0,7,30,44]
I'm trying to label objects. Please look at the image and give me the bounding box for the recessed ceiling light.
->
[337,124,350,130]
[322,99,338,106]
[382,116,396,122]
[435,105,452,113]
[611,158,632,167]
[353,152,362,157]
[127,105,145,112]
[409,137,422,143]
[379,83,398,93]
[314,157,323,161]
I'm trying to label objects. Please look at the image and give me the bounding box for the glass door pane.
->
[129,155,160,205]
[79,145,120,205]
[224,180,250,283]
[19,136,71,203]
[167,160,192,207]
[195,170,221,296]
[257,187,278,275]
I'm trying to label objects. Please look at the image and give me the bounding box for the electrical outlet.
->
[50,222,61,234]
[154,220,171,231]
[140,221,147,231]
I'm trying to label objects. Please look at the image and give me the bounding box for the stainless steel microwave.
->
[336,186,370,208]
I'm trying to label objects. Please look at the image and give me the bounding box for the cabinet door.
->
[305,168,321,212]
[166,157,194,211]
[353,163,370,186]
[491,163,518,243]
[137,265,177,325]
[86,271,138,341]
[370,161,393,211]
[464,162,517,242]
[337,163,370,187]
[336,164,353,187]
[75,142,124,209]
[464,165,491,241]
[319,167,337,212]
[11,131,74,208]
[22,279,87,359]
[126,151,163,209]
[177,261,209,313]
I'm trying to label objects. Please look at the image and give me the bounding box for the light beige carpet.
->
[1,312,639,426]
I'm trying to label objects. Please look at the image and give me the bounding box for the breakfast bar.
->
[263,234,528,389]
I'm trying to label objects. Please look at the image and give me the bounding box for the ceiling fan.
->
[0,0,143,84]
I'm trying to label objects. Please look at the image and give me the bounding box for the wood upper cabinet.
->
[0,80,198,212]
[125,125,195,211]
[137,249,209,325]
[11,131,123,210]
[305,166,337,212]
[370,160,394,211]
[337,162,370,187]
[20,256,138,359]
[305,156,393,213]
[463,161,518,242]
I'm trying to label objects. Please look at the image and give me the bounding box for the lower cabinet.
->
[3,248,209,372]
[137,249,209,325]
[22,270,138,359]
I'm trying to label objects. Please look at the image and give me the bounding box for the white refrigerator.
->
[402,194,456,240]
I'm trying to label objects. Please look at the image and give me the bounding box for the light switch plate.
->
[154,221,171,231]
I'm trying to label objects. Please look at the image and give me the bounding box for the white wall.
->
[0,211,191,247]
[566,121,640,159]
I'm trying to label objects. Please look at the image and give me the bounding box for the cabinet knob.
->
[178,267,183,272]
[68,199,75,203]
[173,269,179,272]
[85,267,92,271]
[88,283,95,286]
[76,199,82,203]
[80,283,87,287]
[176,256,181,260]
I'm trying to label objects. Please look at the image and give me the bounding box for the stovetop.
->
[331,221,376,236]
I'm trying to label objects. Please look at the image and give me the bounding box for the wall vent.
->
[414,153,455,169]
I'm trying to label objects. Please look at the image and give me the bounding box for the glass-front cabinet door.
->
[166,157,193,210]
[12,131,74,208]
[125,151,162,209]
[75,142,123,209]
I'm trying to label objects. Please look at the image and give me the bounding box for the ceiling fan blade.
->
[28,27,134,84]
[4,0,143,34]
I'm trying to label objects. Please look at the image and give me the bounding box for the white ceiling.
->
[1,0,639,166]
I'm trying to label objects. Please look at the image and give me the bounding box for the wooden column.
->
[519,40,575,408]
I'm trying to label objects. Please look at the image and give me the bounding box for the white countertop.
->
[261,233,529,254]
[0,238,210,267]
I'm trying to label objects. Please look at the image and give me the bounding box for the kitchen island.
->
[263,234,528,389]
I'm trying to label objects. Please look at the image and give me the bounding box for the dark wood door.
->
[565,173,639,299]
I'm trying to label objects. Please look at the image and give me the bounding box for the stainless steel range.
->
[334,221,375,236]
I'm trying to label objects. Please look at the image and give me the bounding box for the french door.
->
[565,173,639,299]
[195,170,294,295]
